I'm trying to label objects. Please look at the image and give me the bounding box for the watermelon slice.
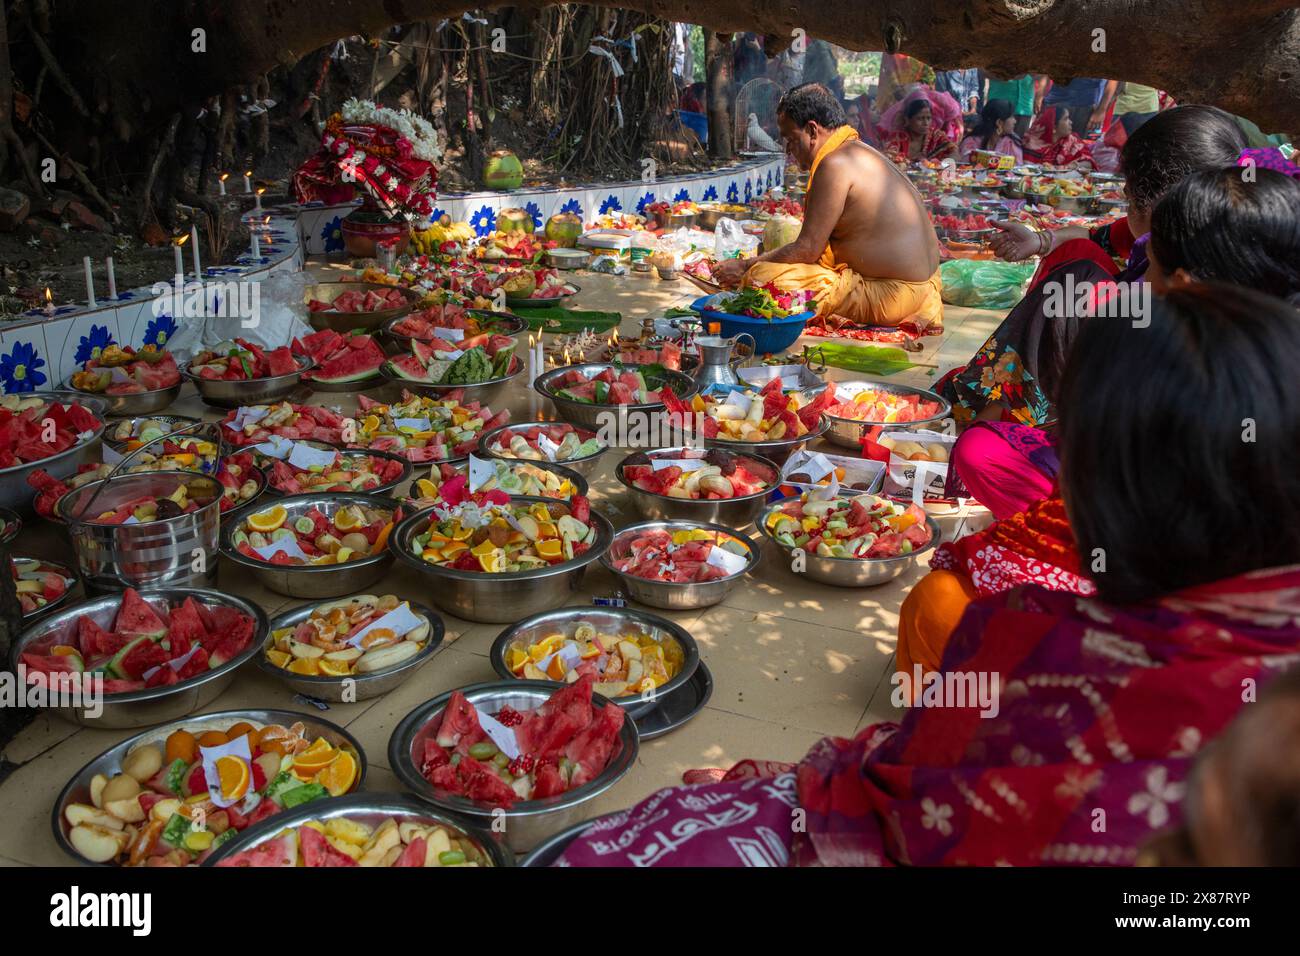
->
[308,336,387,384]
[388,355,434,382]
[266,347,300,377]
[298,825,357,867]
[114,589,167,640]
[435,691,486,750]
[217,833,298,867]
[393,836,427,867]
[564,702,625,787]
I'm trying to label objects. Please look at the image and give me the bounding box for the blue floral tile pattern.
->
[319,215,344,253]
[0,341,47,394]
[744,179,753,203]
[726,181,739,202]
[599,194,622,215]
[470,205,497,236]
[702,185,718,201]
[673,188,691,202]
[143,313,178,348]
[635,192,655,215]
[75,324,116,365]
[560,198,582,218]
[524,201,543,229]
[428,207,447,223]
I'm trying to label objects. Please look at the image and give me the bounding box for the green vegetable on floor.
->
[803,343,917,377]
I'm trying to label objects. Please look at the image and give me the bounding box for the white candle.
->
[173,243,184,280]
[250,231,260,259]
[43,288,54,315]
[254,188,264,213]
[244,171,252,193]
[106,257,117,299]
[190,226,202,277]
[218,173,228,196]
[83,256,97,308]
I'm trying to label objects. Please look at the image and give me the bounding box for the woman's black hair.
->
[972,99,1017,143]
[1120,105,1247,211]
[1150,167,1300,303]
[903,97,931,121]
[1057,283,1300,604]
[776,82,846,129]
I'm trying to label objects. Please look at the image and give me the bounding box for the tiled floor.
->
[0,268,1005,865]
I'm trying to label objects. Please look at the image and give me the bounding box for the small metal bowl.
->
[405,458,588,508]
[205,791,511,867]
[258,598,444,701]
[219,492,399,598]
[756,501,941,587]
[0,506,22,545]
[0,391,106,511]
[614,446,780,526]
[533,363,698,435]
[545,249,590,270]
[488,605,699,720]
[255,442,413,498]
[378,354,524,406]
[181,355,314,409]
[102,415,205,452]
[476,420,609,478]
[382,310,527,353]
[600,518,759,610]
[390,497,614,623]
[52,708,367,866]
[12,554,77,621]
[389,680,639,852]
[302,281,421,332]
[64,378,183,417]
[507,286,581,310]
[9,587,268,728]
[821,380,952,449]
[705,414,831,465]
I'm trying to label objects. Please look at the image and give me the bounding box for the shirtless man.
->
[715,83,943,329]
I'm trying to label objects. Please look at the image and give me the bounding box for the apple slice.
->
[69,823,129,863]
[65,803,125,830]
[104,797,147,824]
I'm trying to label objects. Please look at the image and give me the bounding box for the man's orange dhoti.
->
[742,259,943,329]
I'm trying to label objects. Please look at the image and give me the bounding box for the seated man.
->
[714,82,943,331]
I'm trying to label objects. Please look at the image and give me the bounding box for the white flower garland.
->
[341,98,442,163]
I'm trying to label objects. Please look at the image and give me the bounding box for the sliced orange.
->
[332,507,364,531]
[291,739,338,777]
[545,655,568,681]
[318,658,353,677]
[266,649,291,669]
[253,723,290,754]
[216,755,250,801]
[535,539,563,560]
[359,628,396,649]
[371,521,394,553]
[316,751,358,796]
[224,721,256,742]
[197,730,229,749]
[470,539,497,557]
[165,729,198,765]
[287,657,320,676]
[246,505,287,533]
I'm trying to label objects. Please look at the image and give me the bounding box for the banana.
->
[355,640,419,674]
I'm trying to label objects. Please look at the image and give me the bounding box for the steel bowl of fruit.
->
[476,420,608,478]
[599,519,759,610]
[533,362,698,435]
[391,494,614,623]
[615,445,780,527]
[9,587,268,728]
[0,391,107,510]
[219,493,400,598]
[51,709,366,866]
[181,338,314,409]
[65,344,184,417]
[388,678,639,852]
[250,440,413,498]
[489,605,699,719]
[684,381,836,465]
[379,335,525,406]
[820,380,952,449]
[757,490,941,587]
[404,458,588,510]
[303,281,421,332]
[258,594,444,701]
[205,791,510,868]
[11,554,77,621]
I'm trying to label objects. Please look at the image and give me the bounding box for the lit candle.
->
[83,256,97,308]
[106,257,117,299]
[218,172,228,196]
[173,236,186,279]
[190,225,202,277]
[244,170,252,193]
[43,288,53,315]
[254,188,264,213]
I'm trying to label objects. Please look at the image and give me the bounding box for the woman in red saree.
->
[879,90,960,163]
[552,285,1300,867]
[1022,105,1096,168]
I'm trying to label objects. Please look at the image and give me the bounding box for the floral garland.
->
[340,98,441,162]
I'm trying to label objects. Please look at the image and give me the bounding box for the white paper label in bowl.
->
[288,442,339,472]
[254,537,311,562]
[536,642,583,677]
[467,454,496,492]
[801,452,835,484]
[231,406,270,431]
[477,711,521,760]
[395,417,432,432]
[199,734,253,808]
[101,444,124,465]
[439,349,464,360]
[252,434,294,459]
[724,390,753,413]
[651,457,706,472]
[141,645,200,682]
[535,433,561,461]
[706,544,749,575]
[346,601,424,649]
[437,326,465,342]
[122,515,141,525]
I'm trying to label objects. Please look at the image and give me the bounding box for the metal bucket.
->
[56,470,222,591]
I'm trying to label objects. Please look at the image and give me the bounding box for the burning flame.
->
[44,288,53,309]
[219,172,229,182]
[563,348,571,366]
[527,334,535,348]
[244,170,252,177]
[175,234,189,246]
[256,187,265,196]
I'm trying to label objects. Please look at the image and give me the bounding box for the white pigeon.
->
[746,113,781,152]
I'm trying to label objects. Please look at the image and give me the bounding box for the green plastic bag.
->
[940,259,1036,310]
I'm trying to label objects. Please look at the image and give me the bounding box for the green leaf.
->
[807,343,917,377]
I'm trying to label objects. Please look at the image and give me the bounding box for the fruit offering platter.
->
[17,588,257,694]
[702,285,810,320]
[876,432,951,462]
[220,403,350,447]
[931,212,996,234]
[502,622,684,697]
[105,416,201,451]
[480,422,604,463]
[763,492,933,559]
[57,717,361,866]
[670,377,834,443]
[185,338,308,381]
[823,383,946,424]
[619,447,775,500]
[407,495,598,571]
[251,441,409,495]
[606,340,683,369]
[306,285,410,314]
[384,335,518,387]
[416,675,625,805]
[500,266,579,303]
[351,390,509,462]
[216,810,492,867]
[68,345,181,396]
[229,501,396,567]
[12,556,73,617]
[0,394,103,468]
[750,196,804,219]
[292,329,388,388]
[608,525,753,584]
[469,230,552,262]
[544,362,687,406]
[264,594,434,678]
[409,458,583,507]
[53,472,220,525]
[586,211,646,230]
[388,303,523,341]
[29,452,262,518]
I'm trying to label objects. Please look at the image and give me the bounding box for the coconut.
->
[763,214,803,253]
[502,271,537,298]
[544,213,583,248]
[483,150,525,191]
[497,207,535,234]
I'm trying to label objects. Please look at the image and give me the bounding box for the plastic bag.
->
[939,259,1036,310]
[164,272,315,361]
[713,218,762,259]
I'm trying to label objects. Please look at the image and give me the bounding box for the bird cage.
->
[734,78,784,153]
